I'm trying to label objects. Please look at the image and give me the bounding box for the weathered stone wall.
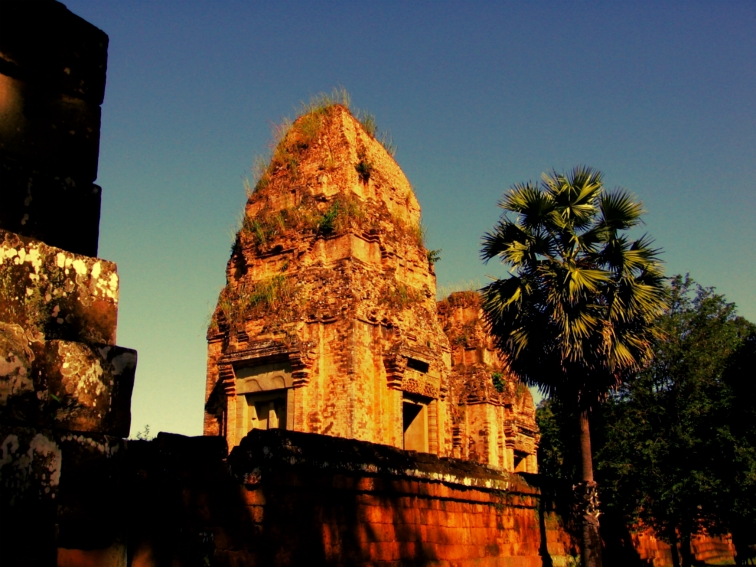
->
[437,292,539,473]
[0,3,137,565]
[125,429,580,567]
[0,0,108,257]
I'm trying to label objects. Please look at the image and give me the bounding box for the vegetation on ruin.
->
[238,193,430,266]
[537,275,756,567]
[451,321,477,347]
[426,248,442,265]
[491,371,506,393]
[438,289,480,307]
[240,192,368,250]
[216,274,298,328]
[355,158,374,182]
[245,87,396,195]
[380,282,423,310]
[481,165,667,567]
[436,282,482,303]
[316,196,366,235]
[355,110,397,156]
[233,88,432,263]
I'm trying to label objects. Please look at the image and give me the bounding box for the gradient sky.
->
[62,1,756,437]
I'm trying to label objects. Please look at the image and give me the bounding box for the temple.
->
[204,103,539,471]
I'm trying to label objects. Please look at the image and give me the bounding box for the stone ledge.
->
[0,155,102,256]
[229,429,537,495]
[0,73,102,182]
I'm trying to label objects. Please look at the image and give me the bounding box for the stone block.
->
[57,544,127,567]
[0,157,101,256]
[0,73,102,182]
[242,486,265,506]
[0,425,62,507]
[368,541,400,562]
[0,332,136,436]
[0,1,109,105]
[247,504,264,524]
[0,229,118,344]
[0,426,126,562]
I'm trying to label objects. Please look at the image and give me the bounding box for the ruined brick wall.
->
[126,429,580,567]
[437,292,539,473]
[206,104,452,454]
[628,530,735,567]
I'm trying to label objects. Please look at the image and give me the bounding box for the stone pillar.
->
[0,3,137,566]
[0,0,107,257]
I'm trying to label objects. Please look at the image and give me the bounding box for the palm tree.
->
[480,166,666,567]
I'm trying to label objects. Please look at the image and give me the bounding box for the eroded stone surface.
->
[0,332,136,436]
[0,425,126,563]
[0,425,62,506]
[206,105,452,452]
[438,291,539,472]
[0,229,118,345]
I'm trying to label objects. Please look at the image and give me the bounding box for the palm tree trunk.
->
[669,526,681,567]
[680,527,693,567]
[578,410,603,567]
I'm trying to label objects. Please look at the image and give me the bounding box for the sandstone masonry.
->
[204,105,540,474]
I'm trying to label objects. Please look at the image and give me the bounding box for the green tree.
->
[481,166,666,567]
[535,397,581,483]
[722,330,756,564]
[597,276,756,567]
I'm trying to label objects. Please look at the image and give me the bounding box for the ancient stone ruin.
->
[439,291,538,472]
[0,3,738,566]
[204,104,539,472]
[0,2,136,565]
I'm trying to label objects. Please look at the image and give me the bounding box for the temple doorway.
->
[402,394,430,452]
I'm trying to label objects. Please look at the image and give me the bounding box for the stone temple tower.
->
[437,292,539,473]
[205,103,452,453]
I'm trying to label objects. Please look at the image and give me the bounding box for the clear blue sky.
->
[63,1,756,437]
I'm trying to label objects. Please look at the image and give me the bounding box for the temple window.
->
[247,391,287,431]
[233,360,294,439]
[513,450,528,473]
[406,358,429,373]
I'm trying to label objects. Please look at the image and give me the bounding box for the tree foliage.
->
[481,166,666,567]
[538,275,756,567]
[481,166,666,408]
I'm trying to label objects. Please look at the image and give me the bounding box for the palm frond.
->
[499,183,555,230]
[480,220,536,266]
[599,190,645,232]
[481,165,667,410]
